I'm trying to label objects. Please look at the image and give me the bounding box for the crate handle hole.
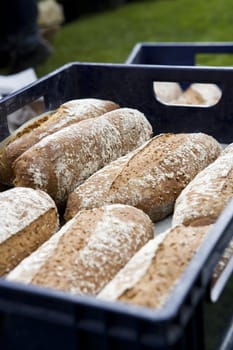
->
[7,97,48,134]
[153,81,222,107]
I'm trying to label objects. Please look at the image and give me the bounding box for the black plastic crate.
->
[125,42,233,66]
[0,62,233,350]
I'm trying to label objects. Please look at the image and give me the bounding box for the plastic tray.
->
[125,42,233,66]
[0,62,233,350]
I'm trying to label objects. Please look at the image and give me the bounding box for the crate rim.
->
[2,60,233,107]
[125,41,233,64]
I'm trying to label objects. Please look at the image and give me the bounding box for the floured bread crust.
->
[0,98,119,185]
[65,133,221,222]
[13,108,152,207]
[7,204,154,296]
[0,187,59,275]
[98,225,210,308]
[173,143,233,227]
[171,83,221,106]
[171,87,205,105]
[153,82,182,103]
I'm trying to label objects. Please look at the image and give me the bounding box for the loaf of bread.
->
[98,224,211,308]
[7,204,154,296]
[171,86,205,105]
[0,98,119,185]
[13,108,152,208]
[153,82,182,103]
[172,143,233,227]
[65,132,221,222]
[171,83,221,106]
[188,83,221,106]
[0,187,59,276]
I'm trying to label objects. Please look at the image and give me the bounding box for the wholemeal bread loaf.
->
[188,83,221,106]
[7,204,154,296]
[0,98,119,185]
[172,143,233,227]
[64,133,221,222]
[171,86,205,105]
[153,82,182,103]
[98,225,211,308]
[0,187,59,276]
[0,110,53,185]
[13,108,152,208]
[171,83,221,106]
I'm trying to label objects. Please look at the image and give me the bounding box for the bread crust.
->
[0,98,119,185]
[65,133,221,222]
[13,108,152,208]
[98,225,210,308]
[0,187,59,275]
[7,204,154,295]
[171,84,221,106]
[172,143,233,227]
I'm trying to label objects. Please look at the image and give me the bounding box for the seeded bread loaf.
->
[0,187,59,276]
[171,86,205,105]
[0,98,119,185]
[65,133,221,222]
[172,143,233,227]
[13,108,152,208]
[153,82,182,103]
[98,225,211,308]
[7,204,154,296]
[171,84,221,106]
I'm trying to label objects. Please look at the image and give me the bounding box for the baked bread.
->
[172,143,233,227]
[171,86,205,105]
[0,110,53,185]
[13,108,152,208]
[171,83,221,106]
[7,204,154,296]
[188,83,221,106]
[153,82,182,103]
[0,98,119,185]
[64,132,221,222]
[98,225,211,308]
[0,187,59,276]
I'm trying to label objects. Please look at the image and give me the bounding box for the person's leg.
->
[0,0,52,72]
[0,0,39,52]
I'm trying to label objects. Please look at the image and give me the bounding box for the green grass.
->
[35,0,233,77]
[1,0,233,77]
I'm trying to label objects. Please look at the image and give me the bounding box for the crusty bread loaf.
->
[0,98,119,185]
[7,204,154,296]
[188,83,221,106]
[171,86,205,105]
[98,225,211,308]
[0,187,59,276]
[13,108,152,208]
[153,82,182,103]
[0,110,54,185]
[171,83,221,106]
[64,133,221,222]
[172,143,233,227]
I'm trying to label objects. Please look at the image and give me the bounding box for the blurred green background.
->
[36,0,233,77]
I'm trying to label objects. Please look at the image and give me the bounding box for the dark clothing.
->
[0,0,39,53]
[0,0,52,73]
